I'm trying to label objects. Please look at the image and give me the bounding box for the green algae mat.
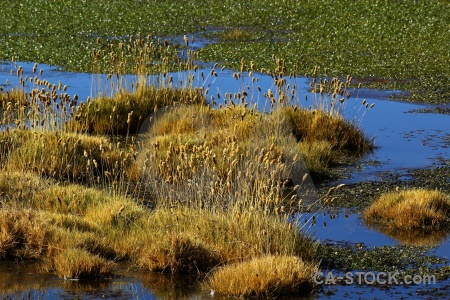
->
[1,0,448,103]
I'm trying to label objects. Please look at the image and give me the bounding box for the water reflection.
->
[365,225,450,247]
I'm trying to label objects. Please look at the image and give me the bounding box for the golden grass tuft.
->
[298,140,333,180]
[0,209,51,260]
[133,206,316,274]
[209,255,318,298]
[141,104,311,204]
[283,106,373,153]
[363,188,450,231]
[84,194,144,228]
[138,233,222,273]
[44,248,113,279]
[2,130,134,184]
[67,87,206,135]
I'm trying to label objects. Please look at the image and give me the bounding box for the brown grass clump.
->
[67,87,206,135]
[0,171,49,207]
[284,106,373,153]
[138,232,221,273]
[298,140,333,180]
[363,188,450,231]
[44,248,113,279]
[209,255,318,298]
[0,209,51,260]
[0,170,142,277]
[135,207,316,274]
[141,103,313,207]
[3,131,134,184]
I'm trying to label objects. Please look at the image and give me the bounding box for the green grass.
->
[1,1,448,103]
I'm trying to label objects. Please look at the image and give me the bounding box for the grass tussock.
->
[363,188,450,231]
[44,248,113,279]
[135,207,316,274]
[298,140,333,180]
[1,130,136,184]
[141,103,312,207]
[67,86,206,135]
[284,107,372,153]
[209,255,318,298]
[0,209,51,260]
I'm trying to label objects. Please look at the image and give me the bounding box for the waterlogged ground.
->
[1,62,450,299]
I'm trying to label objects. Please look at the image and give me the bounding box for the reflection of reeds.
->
[139,271,201,300]
[0,260,112,296]
[367,224,449,247]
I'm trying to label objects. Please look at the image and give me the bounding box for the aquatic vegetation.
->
[67,87,206,135]
[208,255,318,297]
[0,1,448,103]
[363,188,450,231]
[44,248,113,280]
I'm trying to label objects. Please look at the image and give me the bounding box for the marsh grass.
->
[363,188,450,231]
[0,209,50,260]
[1,130,134,186]
[209,255,318,298]
[135,206,317,273]
[43,248,113,279]
[284,107,372,153]
[67,86,206,135]
[141,103,311,208]
[0,35,375,296]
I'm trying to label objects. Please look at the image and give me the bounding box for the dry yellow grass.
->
[298,140,333,180]
[209,255,318,298]
[67,87,206,135]
[363,188,450,230]
[284,106,373,153]
[2,130,135,185]
[0,209,50,260]
[44,248,113,279]
[135,207,316,274]
[0,88,28,125]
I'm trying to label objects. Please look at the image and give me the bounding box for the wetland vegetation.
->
[0,34,374,297]
[1,1,450,298]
